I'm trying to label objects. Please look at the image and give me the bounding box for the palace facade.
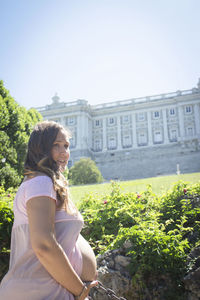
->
[36,79,200,180]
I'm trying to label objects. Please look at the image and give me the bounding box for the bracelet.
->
[74,283,87,300]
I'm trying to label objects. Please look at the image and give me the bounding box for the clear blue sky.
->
[0,0,199,109]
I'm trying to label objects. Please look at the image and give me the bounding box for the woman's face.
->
[51,129,70,172]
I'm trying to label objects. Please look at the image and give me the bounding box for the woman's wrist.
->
[74,283,87,300]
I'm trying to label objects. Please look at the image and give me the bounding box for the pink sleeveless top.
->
[0,176,85,300]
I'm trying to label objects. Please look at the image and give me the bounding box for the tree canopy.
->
[0,80,42,189]
[68,157,103,185]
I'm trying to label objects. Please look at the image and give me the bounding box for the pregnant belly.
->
[77,234,97,281]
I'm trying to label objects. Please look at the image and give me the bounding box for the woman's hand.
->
[74,281,98,300]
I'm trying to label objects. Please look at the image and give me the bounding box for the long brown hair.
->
[24,121,75,213]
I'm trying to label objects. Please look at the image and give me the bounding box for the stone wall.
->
[90,243,200,300]
[93,142,200,180]
[90,245,175,300]
[184,246,200,300]
[90,243,135,300]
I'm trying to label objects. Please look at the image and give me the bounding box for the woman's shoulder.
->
[22,174,53,187]
[20,174,57,202]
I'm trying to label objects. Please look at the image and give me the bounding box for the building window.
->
[154,111,160,118]
[108,136,117,150]
[186,127,194,136]
[154,130,163,144]
[138,132,147,146]
[50,119,60,123]
[107,117,116,126]
[169,108,175,116]
[109,117,114,124]
[69,117,74,125]
[122,135,132,148]
[67,116,75,125]
[94,139,102,151]
[70,135,76,148]
[93,119,102,128]
[138,112,145,121]
[122,115,129,123]
[185,106,192,114]
[170,129,178,142]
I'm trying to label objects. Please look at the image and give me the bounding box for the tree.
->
[0,80,42,189]
[68,158,103,185]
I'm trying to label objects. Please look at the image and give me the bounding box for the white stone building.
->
[36,79,200,180]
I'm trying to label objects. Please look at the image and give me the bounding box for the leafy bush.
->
[0,252,10,281]
[78,180,200,298]
[0,186,15,252]
[0,80,42,189]
[68,158,103,185]
[0,164,21,190]
[160,181,200,245]
[78,182,162,253]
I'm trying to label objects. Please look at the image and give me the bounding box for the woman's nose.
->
[60,146,68,154]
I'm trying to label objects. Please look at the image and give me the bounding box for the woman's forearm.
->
[33,237,84,296]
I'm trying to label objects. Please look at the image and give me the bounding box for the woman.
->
[0,121,98,300]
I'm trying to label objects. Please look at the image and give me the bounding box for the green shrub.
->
[78,182,162,253]
[78,180,200,298]
[0,164,21,190]
[160,181,200,245]
[0,186,15,252]
[0,252,10,281]
[68,158,103,185]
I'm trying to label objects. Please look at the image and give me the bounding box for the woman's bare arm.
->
[26,196,85,296]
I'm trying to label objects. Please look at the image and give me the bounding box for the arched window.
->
[94,139,102,151]
[138,131,147,146]
[154,130,163,143]
[122,135,132,148]
[170,128,178,142]
[70,135,76,148]
[108,136,117,150]
[138,112,145,121]
[186,127,194,136]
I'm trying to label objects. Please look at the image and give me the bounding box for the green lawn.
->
[69,172,200,204]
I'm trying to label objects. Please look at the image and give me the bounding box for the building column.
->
[178,105,185,141]
[84,115,89,149]
[60,116,65,127]
[194,103,200,137]
[76,113,83,149]
[147,111,153,145]
[87,117,92,149]
[162,108,169,144]
[102,118,107,152]
[132,113,137,147]
[81,113,89,150]
[102,118,107,151]
[117,116,122,150]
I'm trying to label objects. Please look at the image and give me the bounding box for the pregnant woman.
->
[0,121,98,300]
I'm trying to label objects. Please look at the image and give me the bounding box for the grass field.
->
[69,172,200,204]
